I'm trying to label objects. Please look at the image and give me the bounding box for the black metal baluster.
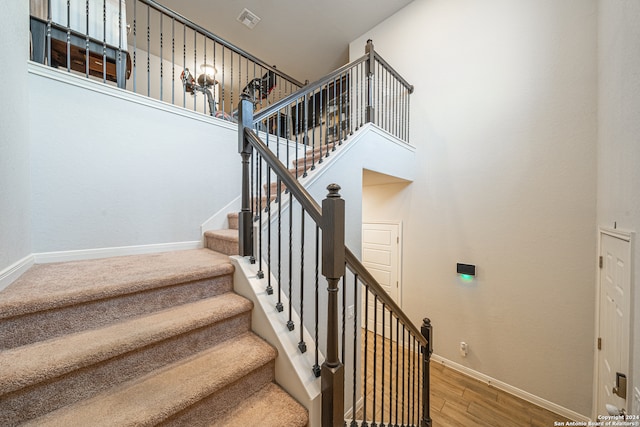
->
[350,273,358,427]
[381,303,385,426]
[286,175,293,331]
[402,324,406,426]
[171,18,175,104]
[319,86,325,162]
[276,173,283,312]
[181,24,185,107]
[230,52,234,115]
[102,0,107,84]
[192,31,196,110]
[372,294,378,427]
[257,154,264,280]
[146,4,151,96]
[395,318,399,427]
[220,45,225,113]
[298,208,306,349]
[159,14,163,101]
[303,92,309,177]
[389,311,393,426]
[411,334,417,425]
[363,286,369,427]
[341,275,346,367]
[313,225,321,377]
[66,0,70,72]
[266,162,273,295]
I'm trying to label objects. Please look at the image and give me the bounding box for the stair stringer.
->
[230,255,323,427]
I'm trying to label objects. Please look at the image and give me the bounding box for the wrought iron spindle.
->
[159,14,163,101]
[171,18,175,104]
[65,0,70,72]
[286,191,294,331]
[86,0,91,79]
[298,207,306,352]
[372,294,378,427]
[313,224,321,377]
[363,286,369,425]
[146,4,150,96]
[381,303,386,425]
[350,273,358,427]
[276,175,283,312]
[395,317,399,426]
[102,0,107,83]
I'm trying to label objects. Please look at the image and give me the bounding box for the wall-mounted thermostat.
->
[457,263,476,277]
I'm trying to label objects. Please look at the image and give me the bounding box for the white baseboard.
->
[33,241,203,264]
[0,254,35,292]
[431,354,591,423]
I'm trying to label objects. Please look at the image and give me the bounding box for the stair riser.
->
[0,275,234,350]
[159,361,275,427]
[205,235,239,256]
[0,312,252,426]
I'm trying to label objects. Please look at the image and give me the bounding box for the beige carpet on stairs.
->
[0,248,308,426]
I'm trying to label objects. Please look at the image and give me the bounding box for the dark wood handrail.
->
[253,54,369,124]
[244,126,425,346]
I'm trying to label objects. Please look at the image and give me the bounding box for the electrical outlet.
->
[459,342,468,357]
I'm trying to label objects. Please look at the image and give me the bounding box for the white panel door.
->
[596,230,631,417]
[361,222,400,339]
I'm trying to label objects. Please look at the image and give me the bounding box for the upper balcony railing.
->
[29,0,304,119]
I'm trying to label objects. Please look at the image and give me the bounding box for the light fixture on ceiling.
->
[237,8,261,29]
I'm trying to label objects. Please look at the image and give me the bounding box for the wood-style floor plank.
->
[356,329,571,426]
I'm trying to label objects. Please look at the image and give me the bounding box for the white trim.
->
[201,196,241,234]
[593,227,635,419]
[431,354,591,423]
[600,227,633,242]
[0,255,35,292]
[27,61,238,131]
[33,241,203,264]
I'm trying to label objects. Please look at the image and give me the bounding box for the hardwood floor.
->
[355,329,570,427]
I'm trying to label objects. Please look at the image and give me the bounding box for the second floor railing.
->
[29,0,304,118]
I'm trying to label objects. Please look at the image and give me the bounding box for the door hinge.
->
[599,256,603,269]
[598,337,602,350]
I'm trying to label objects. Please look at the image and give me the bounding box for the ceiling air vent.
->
[237,8,261,29]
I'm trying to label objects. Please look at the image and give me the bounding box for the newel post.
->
[421,318,433,427]
[365,39,375,124]
[321,184,346,427]
[238,95,254,258]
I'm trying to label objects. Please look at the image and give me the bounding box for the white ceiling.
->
[158,0,413,82]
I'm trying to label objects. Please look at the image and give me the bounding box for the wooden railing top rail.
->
[252,54,368,124]
[243,125,425,346]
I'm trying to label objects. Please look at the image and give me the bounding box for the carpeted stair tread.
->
[0,249,233,320]
[0,293,252,396]
[210,383,308,427]
[203,229,238,241]
[204,229,239,256]
[23,333,277,427]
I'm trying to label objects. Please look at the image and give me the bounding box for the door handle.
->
[613,372,627,399]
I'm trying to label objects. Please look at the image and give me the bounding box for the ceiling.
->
[158,0,413,83]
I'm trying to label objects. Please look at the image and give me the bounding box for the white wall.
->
[0,2,32,271]
[28,66,241,252]
[352,0,598,417]
[597,0,640,415]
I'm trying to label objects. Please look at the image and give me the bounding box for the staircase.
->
[0,249,308,426]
